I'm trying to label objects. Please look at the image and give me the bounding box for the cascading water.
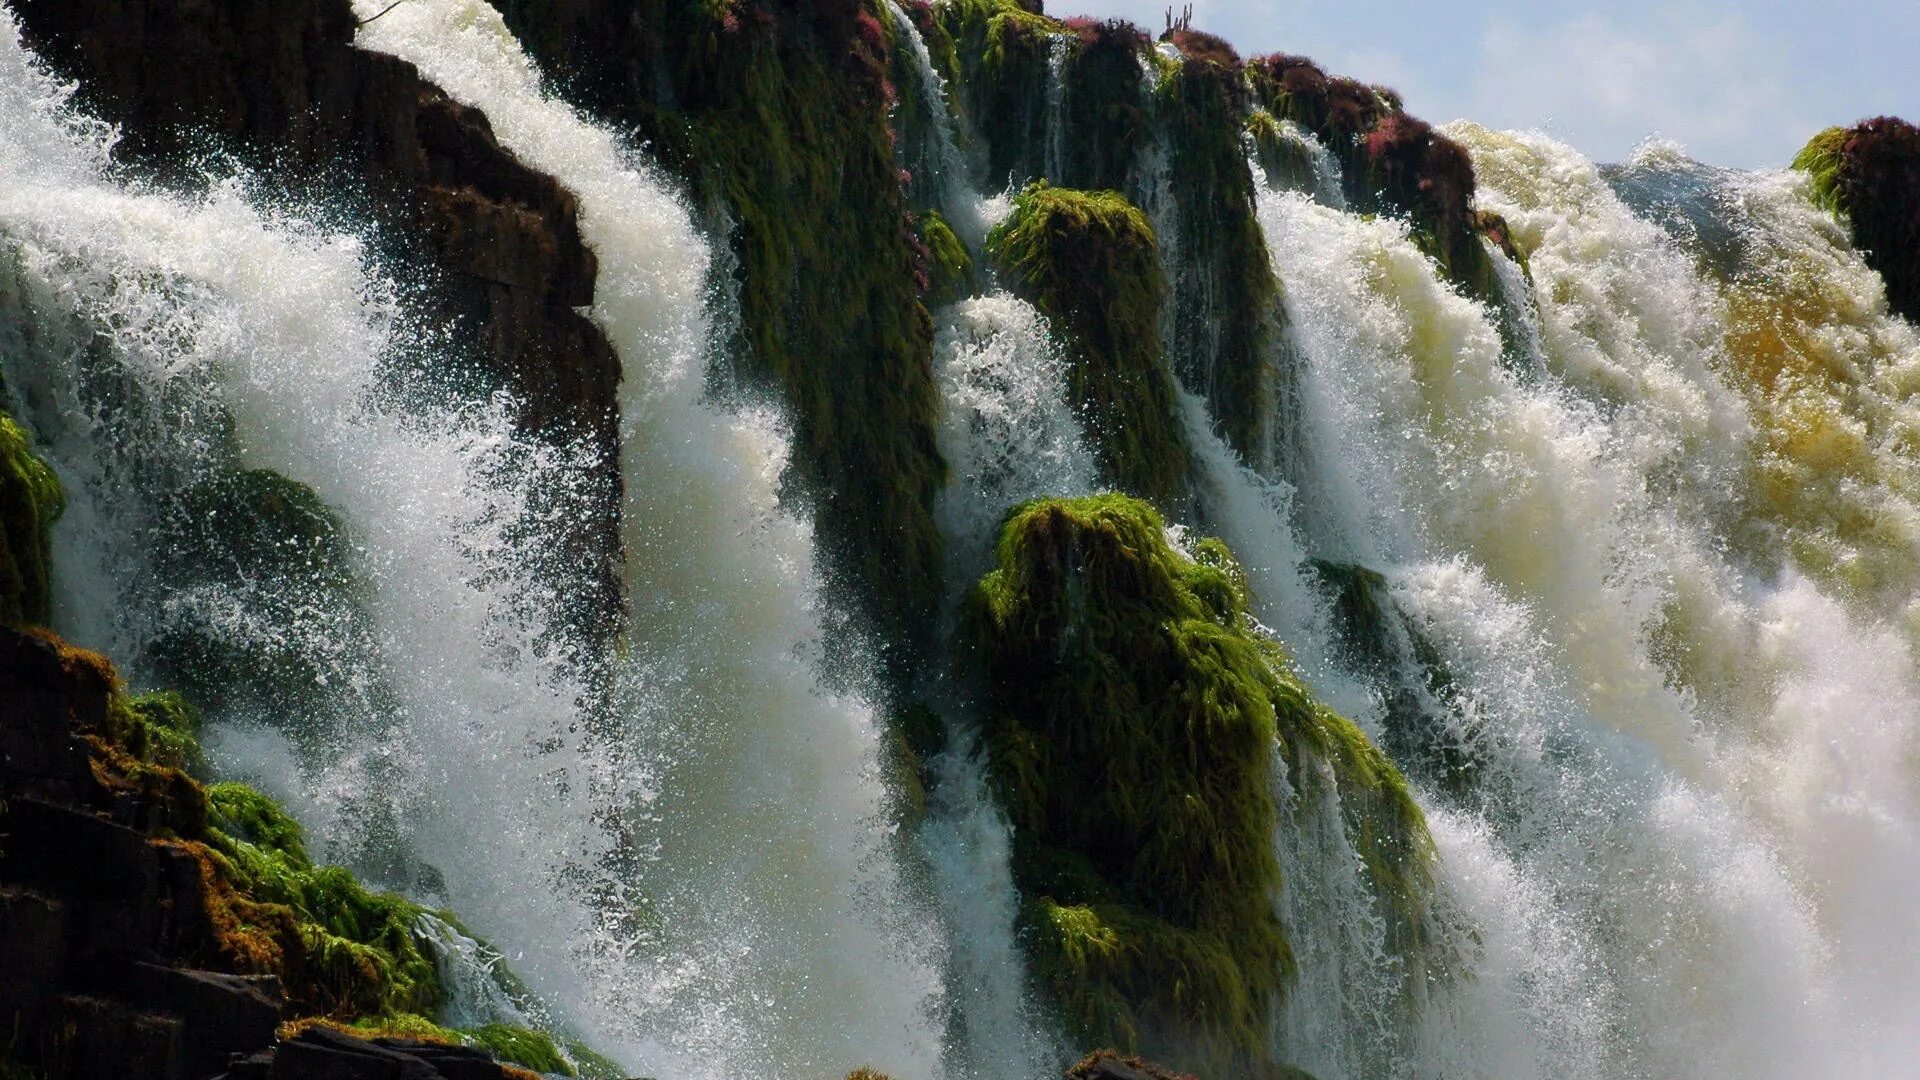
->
[1238,113,1920,1077]
[347,3,957,1076]
[0,0,610,1051]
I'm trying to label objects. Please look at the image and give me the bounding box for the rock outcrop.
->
[1795,117,1920,324]
[490,0,949,679]
[0,624,592,1079]
[13,0,625,641]
[961,494,1428,1077]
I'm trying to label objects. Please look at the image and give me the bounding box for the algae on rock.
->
[986,183,1192,514]
[1149,33,1289,468]
[963,494,1431,1075]
[0,409,63,626]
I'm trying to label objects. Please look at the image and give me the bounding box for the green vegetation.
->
[1793,127,1851,217]
[913,208,975,307]
[0,410,62,626]
[987,183,1192,512]
[53,640,612,1073]
[495,0,950,686]
[964,495,1430,1073]
[1152,41,1287,465]
[937,0,1063,185]
[1057,18,1151,192]
[1792,118,1920,322]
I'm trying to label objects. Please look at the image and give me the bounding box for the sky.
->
[1059,0,1918,169]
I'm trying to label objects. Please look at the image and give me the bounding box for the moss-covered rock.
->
[963,495,1429,1074]
[144,467,392,750]
[1248,53,1513,314]
[1792,117,1920,323]
[492,0,949,686]
[986,183,1192,512]
[1246,54,1392,154]
[936,0,1063,187]
[1056,18,1151,192]
[0,409,63,626]
[1152,36,1287,467]
[912,207,976,307]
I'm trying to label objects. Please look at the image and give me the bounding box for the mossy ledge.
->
[0,407,62,627]
[491,0,949,685]
[1792,117,1920,324]
[986,183,1193,514]
[961,494,1430,1075]
[1152,29,1289,466]
[0,624,612,1078]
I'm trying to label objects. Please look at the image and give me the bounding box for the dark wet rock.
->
[12,0,625,641]
[1795,117,1920,324]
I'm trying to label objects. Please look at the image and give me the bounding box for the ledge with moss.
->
[987,183,1193,513]
[1793,117,1920,324]
[1151,32,1288,465]
[936,0,1065,187]
[0,408,62,627]
[491,0,951,689]
[0,624,617,1079]
[960,494,1430,1075]
[1246,53,1515,312]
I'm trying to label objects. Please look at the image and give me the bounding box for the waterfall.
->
[11,1,1920,1076]
[1041,35,1071,185]
[350,3,950,1076]
[885,0,984,244]
[1,0,608,1045]
[1243,118,1920,1076]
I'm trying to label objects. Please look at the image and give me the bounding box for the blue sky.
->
[1060,0,1917,168]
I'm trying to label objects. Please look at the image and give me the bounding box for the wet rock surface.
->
[12,0,625,641]
[0,626,564,1080]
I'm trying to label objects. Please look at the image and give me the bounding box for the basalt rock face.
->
[490,0,949,681]
[1795,117,1920,324]
[12,0,625,643]
[0,623,276,1079]
[0,626,559,1080]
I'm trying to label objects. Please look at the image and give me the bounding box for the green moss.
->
[559,1039,629,1080]
[1792,126,1851,217]
[964,496,1432,1072]
[937,0,1063,186]
[986,184,1192,513]
[346,1012,462,1044]
[1244,109,1318,194]
[964,495,1283,1071]
[1057,20,1151,192]
[120,691,205,774]
[913,208,974,307]
[492,0,951,689]
[0,410,62,627]
[462,1023,574,1076]
[1151,49,1287,465]
[208,781,310,863]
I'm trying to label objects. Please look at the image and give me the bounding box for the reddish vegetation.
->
[1064,15,1146,51]
[1164,27,1240,68]
[1837,117,1920,322]
[1248,53,1387,143]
